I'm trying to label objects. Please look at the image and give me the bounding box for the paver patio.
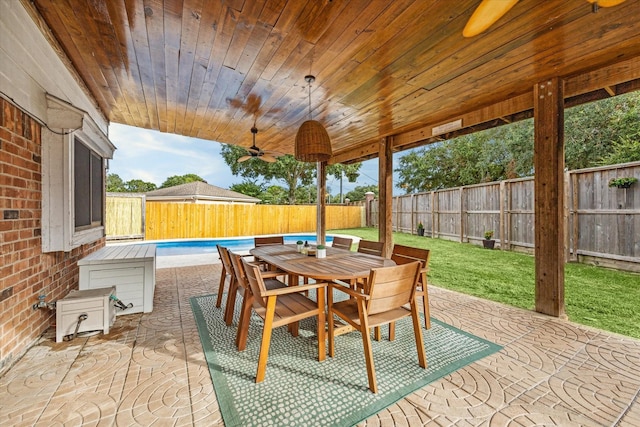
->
[1,260,639,426]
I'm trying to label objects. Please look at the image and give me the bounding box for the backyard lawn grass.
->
[330,228,640,339]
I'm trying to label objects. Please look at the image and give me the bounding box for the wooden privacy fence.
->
[105,193,145,240]
[145,203,364,239]
[371,161,640,272]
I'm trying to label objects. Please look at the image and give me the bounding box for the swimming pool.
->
[154,234,334,256]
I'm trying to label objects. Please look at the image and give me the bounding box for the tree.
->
[106,173,126,192]
[107,174,156,192]
[395,131,518,192]
[125,179,157,192]
[327,163,362,202]
[261,185,288,204]
[345,185,378,202]
[221,144,316,204]
[229,180,265,199]
[160,174,206,188]
[599,135,640,165]
[295,184,317,204]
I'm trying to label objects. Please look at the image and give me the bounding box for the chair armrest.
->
[328,282,370,300]
[262,282,327,296]
[261,270,286,278]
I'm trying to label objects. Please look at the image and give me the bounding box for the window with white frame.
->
[73,136,104,231]
[41,95,115,252]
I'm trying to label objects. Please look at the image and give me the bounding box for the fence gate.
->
[105,193,145,240]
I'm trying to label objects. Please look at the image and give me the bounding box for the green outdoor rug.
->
[191,294,502,427]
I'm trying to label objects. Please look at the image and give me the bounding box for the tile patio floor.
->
[1,260,639,426]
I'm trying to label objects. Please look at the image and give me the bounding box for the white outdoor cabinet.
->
[78,244,156,315]
[56,287,116,343]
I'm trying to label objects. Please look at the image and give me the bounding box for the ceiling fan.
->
[463,0,627,38]
[238,126,280,163]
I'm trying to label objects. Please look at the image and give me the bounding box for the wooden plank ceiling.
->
[28,0,640,163]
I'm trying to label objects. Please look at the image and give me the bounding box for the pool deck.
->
[1,257,639,426]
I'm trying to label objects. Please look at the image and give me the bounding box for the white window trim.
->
[41,95,115,252]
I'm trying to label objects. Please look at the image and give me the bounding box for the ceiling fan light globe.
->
[586,0,626,6]
[463,0,519,38]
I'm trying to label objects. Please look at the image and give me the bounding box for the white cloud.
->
[109,123,240,188]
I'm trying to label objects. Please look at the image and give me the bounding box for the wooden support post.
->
[533,78,566,318]
[316,161,327,245]
[378,137,393,257]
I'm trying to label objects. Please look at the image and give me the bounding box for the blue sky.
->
[108,123,403,196]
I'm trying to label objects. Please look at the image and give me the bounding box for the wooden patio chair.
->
[216,245,235,309]
[352,239,385,292]
[391,244,432,330]
[254,235,284,246]
[327,261,427,393]
[356,239,384,257]
[241,257,327,383]
[228,251,287,349]
[253,235,285,272]
[331,236,353,251]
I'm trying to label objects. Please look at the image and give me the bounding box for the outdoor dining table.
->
[249,243,395,283]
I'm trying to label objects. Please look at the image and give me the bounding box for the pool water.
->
[154,235,333,256]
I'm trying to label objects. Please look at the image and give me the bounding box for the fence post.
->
[365,192,375,227]
[499,181,505,250]
[459,187,465,243]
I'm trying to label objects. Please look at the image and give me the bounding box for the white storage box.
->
[78,244,156,315]
[56,287,116,343]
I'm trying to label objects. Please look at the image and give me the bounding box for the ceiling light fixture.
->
[463,0,627,37]
[294,75,332,162]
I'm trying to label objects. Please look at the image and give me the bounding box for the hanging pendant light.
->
[295,75,332,162]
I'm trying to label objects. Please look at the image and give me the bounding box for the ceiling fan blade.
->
[586,0,626,7]
[238,155,252,163]
[247,147,260,154]
[261,154,277,163]
[463,0,519,38]
[262,150,283,157]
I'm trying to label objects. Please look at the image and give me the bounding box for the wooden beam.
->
[533,77,566,319]
[604,86,616,97]
[378,137,393,257]
[394,92,534,150]
[329,141,380,165]
[316,161,327,245]
[564,55,640,98]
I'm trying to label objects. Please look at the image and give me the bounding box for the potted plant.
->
[483,230,495,249]
[417,222,425,236]
[608,177,637,189]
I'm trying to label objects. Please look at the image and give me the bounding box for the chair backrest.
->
[254,236,284,247]
[366,261,421,315]
[217,245,234,275]
[391,244,430,270]
[331,236,353,251]
[241,257,268,308]
[357,239,384,257]
[228,251,248,291]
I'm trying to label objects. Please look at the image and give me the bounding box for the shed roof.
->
[145,182,260,203]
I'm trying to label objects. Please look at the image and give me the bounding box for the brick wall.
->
[0,97,103,375]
